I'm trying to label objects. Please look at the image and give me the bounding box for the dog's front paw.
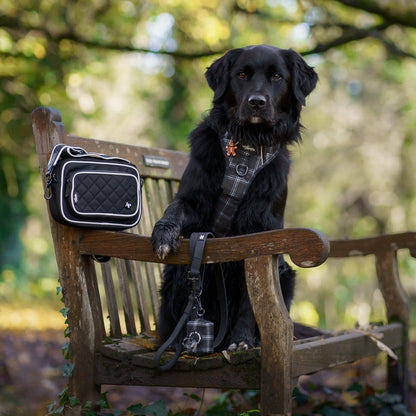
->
[151,221,182,259]
[154,243,172,260]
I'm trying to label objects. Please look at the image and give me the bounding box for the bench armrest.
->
[79,227,330,268]
[329,232,416,258]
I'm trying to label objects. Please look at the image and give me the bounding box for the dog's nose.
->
[248,95,266,109]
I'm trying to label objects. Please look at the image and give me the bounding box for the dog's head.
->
[205,45,318,146]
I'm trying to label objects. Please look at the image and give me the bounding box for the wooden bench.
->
[32,106,413,415]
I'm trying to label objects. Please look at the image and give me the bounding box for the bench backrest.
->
[33,107,189,338]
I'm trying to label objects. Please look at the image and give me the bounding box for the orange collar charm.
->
[226,140,239,157]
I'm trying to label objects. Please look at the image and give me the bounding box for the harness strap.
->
[210,133,280,237]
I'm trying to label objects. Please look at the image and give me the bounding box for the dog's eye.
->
[272,73,281,81]
[238,72,247,80]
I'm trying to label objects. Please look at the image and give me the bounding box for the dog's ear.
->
[205,48,243,103]
[283,49,318,107]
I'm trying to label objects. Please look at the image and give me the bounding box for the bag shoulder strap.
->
[46,144,86,176]
[46,144,132,177]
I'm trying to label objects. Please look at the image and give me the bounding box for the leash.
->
[155,232,228,371]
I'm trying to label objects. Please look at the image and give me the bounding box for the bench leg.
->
[58,237,103,414]
[375,251,410,407]
[245,255,294,416]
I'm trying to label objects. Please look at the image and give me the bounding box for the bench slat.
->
[137,182,153,236]
[292,323,403,376]
[170,180,180,197]
[85,259,106,343]
[158,179,173,211]
[130,261,152,332]
[144,262,161,324]
[116,259,138,336]
[144,178,165,226]
[100,262,122,338]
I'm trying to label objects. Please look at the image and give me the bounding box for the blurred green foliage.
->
[0,0,415,328]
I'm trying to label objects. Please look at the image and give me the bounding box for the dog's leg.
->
[151,200,185,259]
[227,257,295,352]
[227,278,257,351]
[277,257,296,311]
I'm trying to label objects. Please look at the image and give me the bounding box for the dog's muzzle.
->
[243,94,273,124]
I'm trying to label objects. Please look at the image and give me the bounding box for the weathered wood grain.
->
[79,228,330,267]
[293,323,403,376]
[65,134,189,180]
[245,255,293,415]
[329,233,416,258]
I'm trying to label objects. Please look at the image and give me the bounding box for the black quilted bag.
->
[44,144,142,230]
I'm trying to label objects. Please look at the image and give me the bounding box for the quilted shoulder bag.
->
[44,144,142,230]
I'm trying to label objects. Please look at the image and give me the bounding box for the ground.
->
[0,329,415,415]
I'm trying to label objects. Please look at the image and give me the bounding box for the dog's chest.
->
[210,133,280,236]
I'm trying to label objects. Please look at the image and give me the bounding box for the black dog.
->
[151,45,318,351]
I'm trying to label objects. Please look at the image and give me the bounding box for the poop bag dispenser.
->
[183,317,214,356]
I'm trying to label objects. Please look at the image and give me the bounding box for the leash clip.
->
[44,174,55,200]
[182,331,201,353]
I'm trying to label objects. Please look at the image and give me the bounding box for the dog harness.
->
[210,133,280,237]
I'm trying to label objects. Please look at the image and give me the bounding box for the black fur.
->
[151,45,318,351]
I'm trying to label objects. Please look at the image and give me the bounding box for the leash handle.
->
[188,232,213,277]
[154,294,193,371]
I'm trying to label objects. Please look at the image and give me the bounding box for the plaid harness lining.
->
[210,133,280,237]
